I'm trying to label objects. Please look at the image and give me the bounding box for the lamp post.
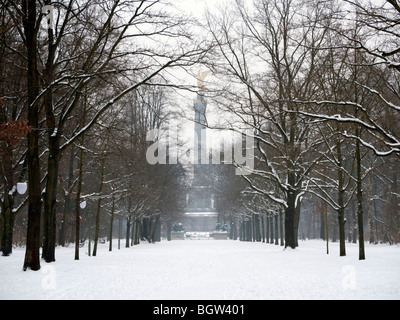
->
[79,200,89,255]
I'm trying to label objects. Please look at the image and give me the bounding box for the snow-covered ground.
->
[0,240,399,300]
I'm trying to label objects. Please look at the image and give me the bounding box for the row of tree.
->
[200,0,399,260]
[0,0,206,270]
[1,0,399,270]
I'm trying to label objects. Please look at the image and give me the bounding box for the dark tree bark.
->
[93,157,105,257]
[42,18,59,263]
[59,147,75,247]
[280,211,284,246]
[125,216,131,248]
[336,123,347,257]
[1,193,16,256]
[23,0,42,272]
[108,197,115,252]
[356,136,366,260]
[285,187,298,249]
[134,219,141,245]
[74,135,85,261]
[0,109,16,256]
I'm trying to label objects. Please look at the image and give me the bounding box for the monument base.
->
[212,232,228,240]
[184,211,218,233]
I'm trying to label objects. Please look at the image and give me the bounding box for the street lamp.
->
[42,5,54,30]
[80,200,87,210]
[17,182,28,195]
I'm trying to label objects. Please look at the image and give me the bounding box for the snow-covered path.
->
[1,240,399,300]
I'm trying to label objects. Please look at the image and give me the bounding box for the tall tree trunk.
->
[74,139,84,260]
[270,214,274,244]
[356,137,366,260]
[274,214,279,245]
[134,219,141,245]
[167,222,172,241]
[42,145,59,263]
[118,217,122,249]
[367,177,376,244]
[261,216,265,243]
[0,210,2,252]
[336,126,346,257]
[338,206,346,257]
[352,202,357,244]
[59,148,75,247]
[126,216,131,248]
[42,17,58,263]
[320,206,326,241]
[1,193,16,256]
[132,220,137,244]
[285,187,298,249]
[280,211,284,246]
[74,93,88,260]
[125,191,132,248]
[324,205,329,255]
[109,196,115,252]
[23,0,42,272]
[149,216,157,243]
[93,157,105,257]
[0,104,17,256]
[353,11,366,260]
[294,201,301,247]
[153,215,161,242]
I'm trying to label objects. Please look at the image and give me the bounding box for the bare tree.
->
[1,0,208,270]
[204,0,333,248]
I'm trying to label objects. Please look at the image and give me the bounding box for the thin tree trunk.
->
[126,216,131,248]
[352,202,357,244]
[134,219,141,245]
[325,205,329,255]
[93,157,105,257]
[367,177,376,245]
[356,137,366,260]
[118,217,122,250]
[280,211,284,247]
[109,197,115,252]
[285,189,298,249]
[0,108,16,256]
[59,147,75,247]
[336,127,346,257]
[0,210,3,253]
[131,221,136,247]
[149,216,156,243]
[320,207,326,240]
[261,216,265,243]
[270,214,274,244]
[1,193,16,256]
[23,0,42,271]
[42,147,59,263]
[125,191,132,248]
[338,207,346,257]
[74,138,85,261]
[42,20,58,264]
